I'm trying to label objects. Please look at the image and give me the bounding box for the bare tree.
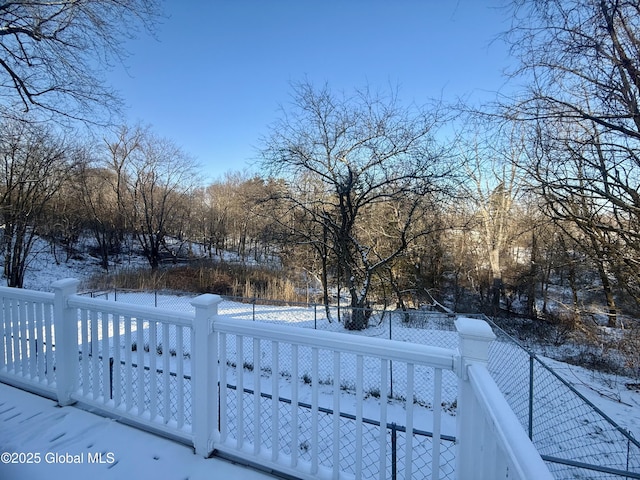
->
[0,0,159,123]
[105,125,199,270]
[504,0,640,321]
[458,126,526,312]
[191,184,230,259]
[41,157,89,264]
[261,81,453,329]
[0,119,80,287]
[78,164,123,271]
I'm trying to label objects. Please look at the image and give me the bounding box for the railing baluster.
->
[12,297,19,372]
[405,362,415,479]
[44,302,54,385]
[219,332,228,442]
[136,317,144,415]
[112,313,121,406]
[190,325,196,426]
[19,299,27,375]
[101,311,110,404]
[162,322,170,423]
[355,354,363,479]
[271,340,279,463]
[189,328,196,430]
[432,368,442,480]
[379,358,389,480]
[253,337,261,454]
[8,298,16,372]
[176,326,184,429]
[290,343,299,469]
[9,299,20,375]
[3,297,11,370]
[332,350,340,477]
[35,302,44,379]
[28,301,37,378]
[311,346,319,475]
[124,315,133,411]
[236,334,244,450]
[149,320,158,419]
[91,309,99,400]
[12,298,19,372]
[9,298,17,372]
[81,309,89,396]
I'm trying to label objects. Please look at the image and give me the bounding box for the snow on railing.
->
[0,279,553,480]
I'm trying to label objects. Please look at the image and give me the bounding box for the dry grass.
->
[87,261,305,302]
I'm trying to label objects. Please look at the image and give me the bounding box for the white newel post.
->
[192,293,223,457]
[52,278,80,406]
[455,317,496,480]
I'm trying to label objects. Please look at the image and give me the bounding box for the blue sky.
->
[107,1,512,182]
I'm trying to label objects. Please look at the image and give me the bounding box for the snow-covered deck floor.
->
[0,382,276,480]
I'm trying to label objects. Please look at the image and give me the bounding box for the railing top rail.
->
[68,294,194,327]
[215,315,457,369]
[468,363,555,480]
[0,286,54,304]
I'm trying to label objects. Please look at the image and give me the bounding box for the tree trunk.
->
[344,273,372,331]
[597,263,617,327]
[567,262,580,324]
[526,232,537,318]
[489,247,502,313]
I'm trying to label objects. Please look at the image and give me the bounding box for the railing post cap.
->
[51,278,80,290]
[455,316,496,341]
[190,293,223,308]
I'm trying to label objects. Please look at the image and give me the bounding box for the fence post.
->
[454,317,495,480]
[52,278,80,407]
[313,303,317,329]
[252,297,256,321]
[191,293,223,457]
[391,422,397,480]
[109,357,114,400]
[528,354,534,439]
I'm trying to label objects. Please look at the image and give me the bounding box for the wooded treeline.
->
[1,0,639,331]
[2,112,637,330]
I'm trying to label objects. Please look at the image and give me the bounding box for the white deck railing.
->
[0,287,55,397]
[0,278,553,480]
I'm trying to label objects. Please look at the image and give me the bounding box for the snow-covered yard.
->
[68,290,640,478]
[3,254,640,479]
[0,281,540,479]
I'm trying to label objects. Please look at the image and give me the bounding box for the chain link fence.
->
[85,289,457,345]
[82,288,640,479]
[479,315,640,480]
